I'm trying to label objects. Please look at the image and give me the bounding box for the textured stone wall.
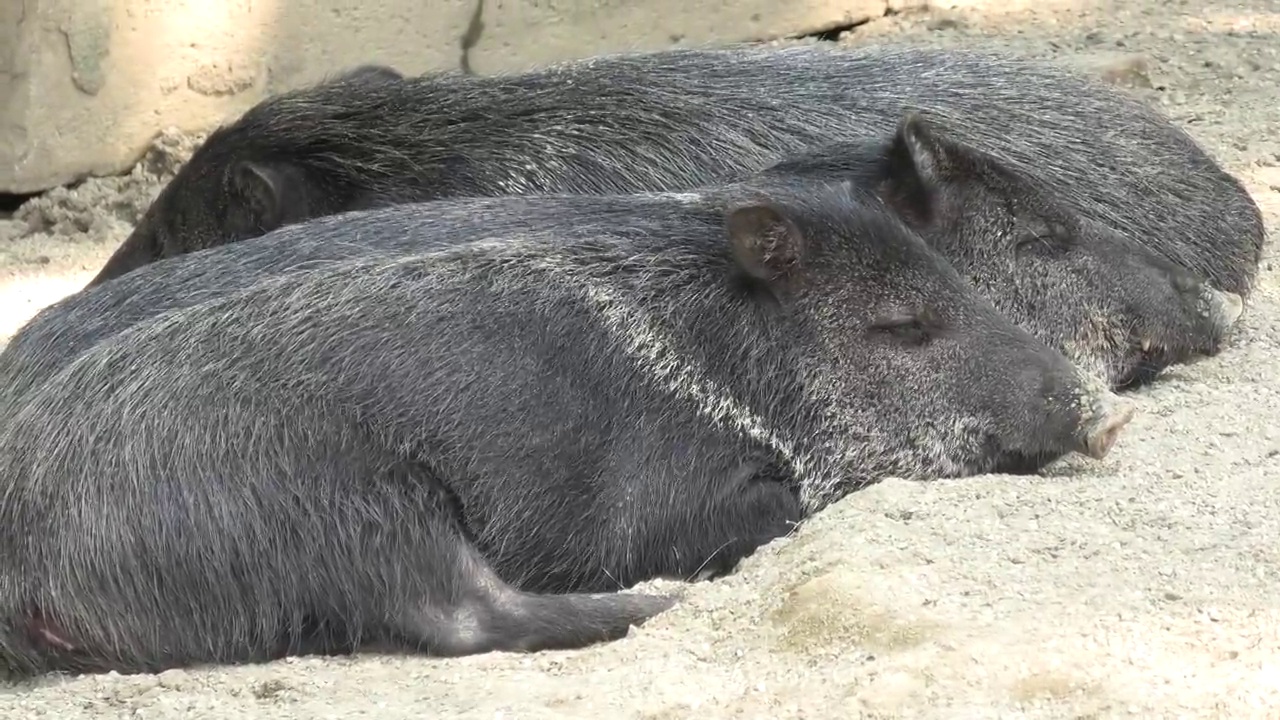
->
[0,0,922,193]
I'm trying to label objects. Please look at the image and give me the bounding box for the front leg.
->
[662,458,804,584]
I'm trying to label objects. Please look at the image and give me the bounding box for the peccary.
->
[1,120,1239,415]
[90,43,1264,307]
[0,182,1135,675]
[751,115,1245,387]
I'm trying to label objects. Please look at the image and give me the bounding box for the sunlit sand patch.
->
[0,271,97,345]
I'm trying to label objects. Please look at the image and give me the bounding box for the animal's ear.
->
[726,202,807,285]
[86,218,158,287]
[880,111,955,225]
[228,160,311,234]
[340,64,404,84]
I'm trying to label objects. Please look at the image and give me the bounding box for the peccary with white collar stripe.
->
[3,117,1240,412]
[0,182,1134,675]
[88,43,1264,313]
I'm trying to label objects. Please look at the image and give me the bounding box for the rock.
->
[1078,52,1155,89]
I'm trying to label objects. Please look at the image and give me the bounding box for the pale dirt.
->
[2,1,1280,718]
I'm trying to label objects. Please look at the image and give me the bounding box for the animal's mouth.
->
[1112,288,1245,391]
[1113,330,1193,390]
[978,431,1072,476]
[987,449,1063,476]
[1113,346,1168,390]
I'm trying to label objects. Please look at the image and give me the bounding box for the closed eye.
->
[869,312,934,346]
[1015,233,1069,257]
[1013,213,1075,257]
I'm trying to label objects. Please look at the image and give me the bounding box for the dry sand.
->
[2,0,1279,717]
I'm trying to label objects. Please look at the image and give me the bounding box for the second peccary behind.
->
[0,182,1135,675]
[3,118,1241,411]
[91,43,1264,305]
[753,115,1245,387]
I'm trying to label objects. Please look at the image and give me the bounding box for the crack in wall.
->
[459,0,486,75]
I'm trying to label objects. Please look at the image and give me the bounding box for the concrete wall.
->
[0,0,924,194]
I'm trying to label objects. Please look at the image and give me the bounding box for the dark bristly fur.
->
[0,117,1243,409]
[0,182,1131,676]
[752,118,1244,388]
[3,119,1169,424]
[92,44,1264,305]
[0,121,1239,415]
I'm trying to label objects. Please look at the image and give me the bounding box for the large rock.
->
[0,0,897,194]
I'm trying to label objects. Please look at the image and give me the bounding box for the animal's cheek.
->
[958,257,1018,296]
[1011,253,1088,289]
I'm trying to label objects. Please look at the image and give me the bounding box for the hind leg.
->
[356,461,676,658]
[378,530,675,657]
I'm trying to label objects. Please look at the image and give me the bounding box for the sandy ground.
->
[2,0,1279,717]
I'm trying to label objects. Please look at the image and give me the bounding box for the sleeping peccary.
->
[87,44,1264,321]
[0,116,1242,414]
[0,182,1136,676]
[751,116,1246,387]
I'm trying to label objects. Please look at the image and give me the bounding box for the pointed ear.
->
[880,111,953,225]
[339,64,403,84]
[87,217,158,286]
[228,160,310,234]
[726,202,806,285]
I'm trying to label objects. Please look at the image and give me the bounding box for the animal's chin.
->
[962,427,1075,479]
[905,447,1061,481]
[1112,348,1172,391]
[986,449,1064,476]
